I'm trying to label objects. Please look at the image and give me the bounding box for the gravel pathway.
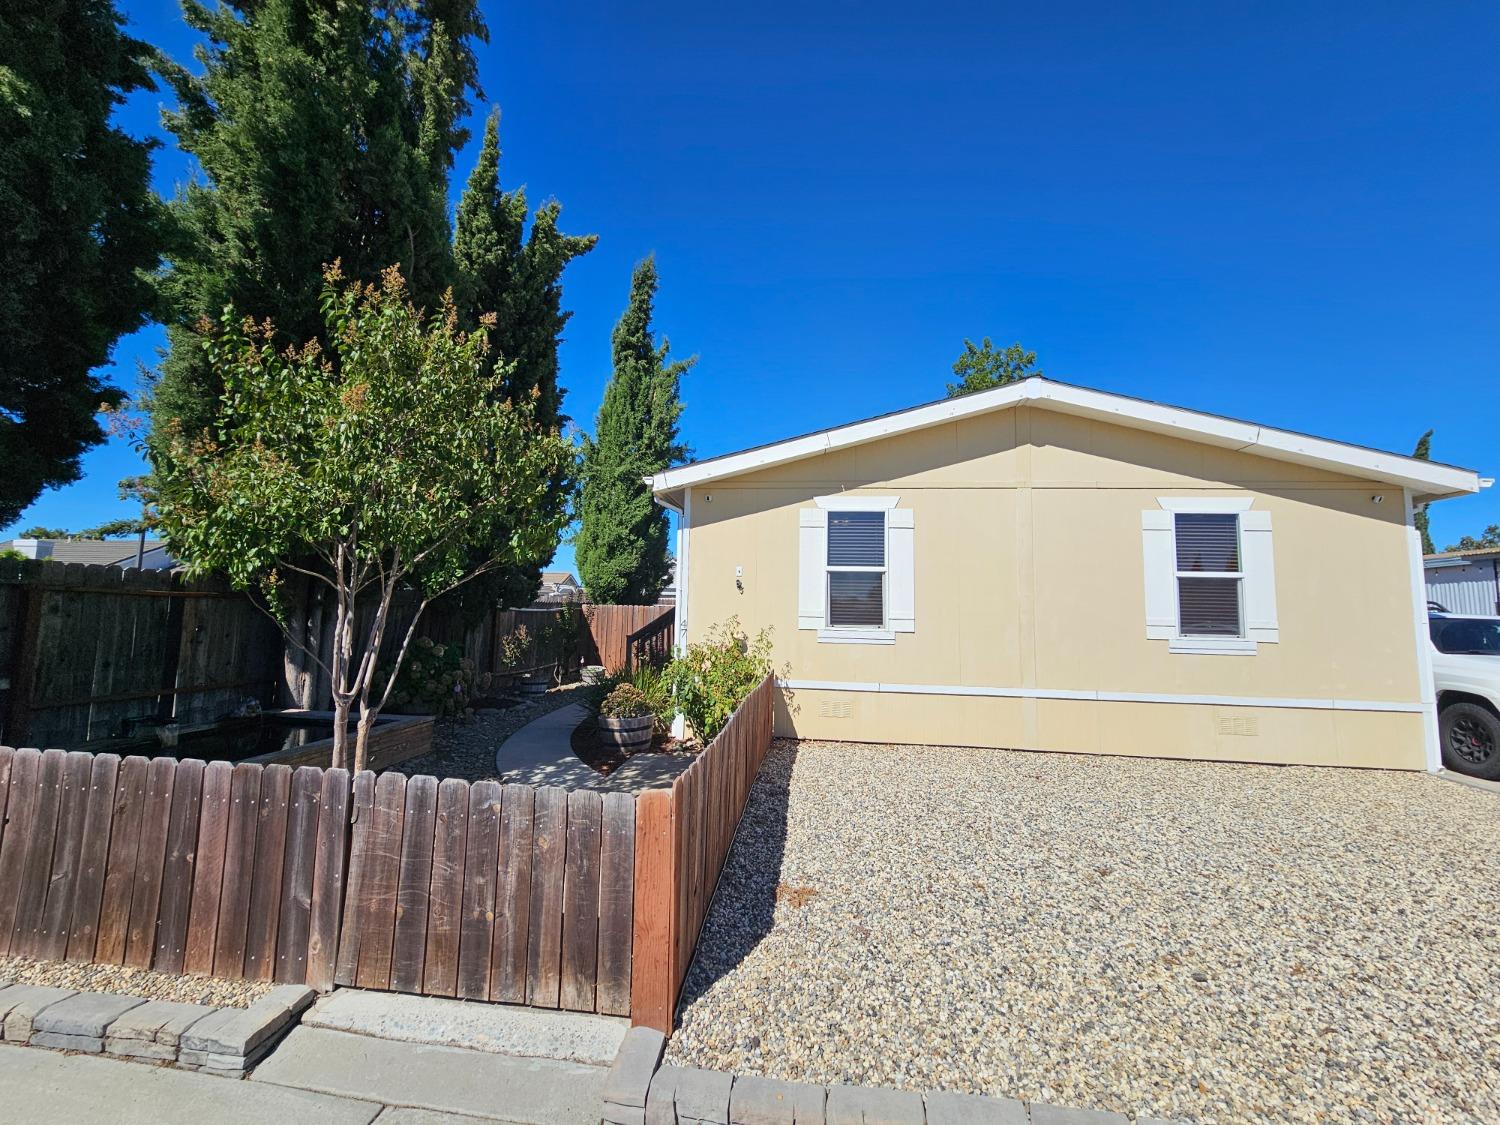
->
[0,955,271,1008]
[666,742,1500,1124]
[389,682,590,783]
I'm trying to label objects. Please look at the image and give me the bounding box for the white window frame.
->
[1144,497,1277,656]
[817,495,898,644]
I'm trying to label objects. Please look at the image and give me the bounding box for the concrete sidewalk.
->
[0,1043,477,1124]
[496,703,691,792]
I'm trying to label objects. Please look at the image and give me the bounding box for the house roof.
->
[650,376,1483,505]
[540,571,579,587]
[1425,544,1500,564]
[2,538,167,567]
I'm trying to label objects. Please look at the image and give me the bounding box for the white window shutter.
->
[1241,509,1279,642]
[798,509,827,629]
[1141,510,1175,639]
[888,509,915,632]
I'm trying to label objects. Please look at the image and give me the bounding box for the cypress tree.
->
[1412,429,1435,555]
[576,258,694,604]
[146,0,486,451]
[0,0,162,525]
[449,107,595,608]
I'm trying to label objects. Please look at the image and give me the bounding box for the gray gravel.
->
[0,955,270,1008]
[666,741,1500,1124]
[390,682,590,782]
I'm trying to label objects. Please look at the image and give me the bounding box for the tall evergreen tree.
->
[576,258,694,604]
[449,107,595,608]
[145,0,486,452]
[1412,430,1435,555]
[0,0,162,525]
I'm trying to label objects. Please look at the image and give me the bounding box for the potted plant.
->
[496,625,532,692]
[596,684,655,754]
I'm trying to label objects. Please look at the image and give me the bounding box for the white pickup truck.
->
[1430,613,1500,780]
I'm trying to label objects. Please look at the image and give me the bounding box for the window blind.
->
[828,511,885,567]
[829,572,885,627]
[1175,513,1239,572]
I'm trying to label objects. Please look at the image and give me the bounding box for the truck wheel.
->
[1439,702,1500,781]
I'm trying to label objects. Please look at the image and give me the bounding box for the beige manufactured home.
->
[652,378,1482,770]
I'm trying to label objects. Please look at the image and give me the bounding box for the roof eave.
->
[649,377,1482,501]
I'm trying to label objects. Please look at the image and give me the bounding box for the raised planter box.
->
[246,710,435,770]
[598,714,653,753]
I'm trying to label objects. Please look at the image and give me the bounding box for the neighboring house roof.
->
[650,376,1483,505]
[541,571,580,588]
[1425,545,1500,564]
[1,537,172,568]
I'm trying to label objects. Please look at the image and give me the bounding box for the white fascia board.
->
[649,377,1481,501]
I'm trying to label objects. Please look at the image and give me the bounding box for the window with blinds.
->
[827,510,886,627]
[1175,513,1242,637]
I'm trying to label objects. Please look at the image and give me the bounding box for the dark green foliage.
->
[449,108,595,611]
[946,338,1042,398]
[575,258,693,604]
[1446,525,1500,552]
[0,0,163,525]
[1412,430,1435,555]
[146,0,487,451]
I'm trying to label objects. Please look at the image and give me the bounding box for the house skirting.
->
[774,681,1426,770]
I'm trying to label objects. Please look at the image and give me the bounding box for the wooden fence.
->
[0,748,349,987]
[583,604,675,672]
[0,560,283,751]
[0,675,776,1028]
[630,675,777,1031]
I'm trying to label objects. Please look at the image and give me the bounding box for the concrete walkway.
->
[496,703,692,792]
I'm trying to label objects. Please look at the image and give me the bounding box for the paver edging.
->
[607,1042,1187,1125]
[0,980,316,1076]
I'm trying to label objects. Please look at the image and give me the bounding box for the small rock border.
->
[604,1028,1186,1125]
[0,977,315,1078]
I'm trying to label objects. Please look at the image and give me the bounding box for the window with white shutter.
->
[799,496,913,643]
[1142,498,1277,654]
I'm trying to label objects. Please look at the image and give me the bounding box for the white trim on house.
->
[649,377,1480,503]
[799,494,914,645]
[1403,488,1441,771]
[813,495,901,510]
[778,677,1426,714]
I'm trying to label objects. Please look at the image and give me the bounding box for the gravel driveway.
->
[665,742,1500,1124]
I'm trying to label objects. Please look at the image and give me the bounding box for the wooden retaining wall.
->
[0,675,775,1027]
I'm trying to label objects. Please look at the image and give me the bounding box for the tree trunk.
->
[354,711,375,773]
[332,694,354,772]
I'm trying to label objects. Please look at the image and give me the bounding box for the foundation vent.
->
[819,698,852,719]
[1216,713,1260,737]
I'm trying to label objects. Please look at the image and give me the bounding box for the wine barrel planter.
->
[598,714,653,753]
[518,668,554,697]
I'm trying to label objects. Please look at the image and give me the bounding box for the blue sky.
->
[10,0,1499,567]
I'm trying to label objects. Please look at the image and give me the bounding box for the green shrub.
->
[584,664,673,730]
[665,616,775,743]
[374,636,482,719]
[599,683,654,719]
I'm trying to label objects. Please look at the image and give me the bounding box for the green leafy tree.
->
[152,265,573,770]
[1412,430,1435,555]
[1446,526,1500,552]
[146,0,487,452]
[946,338,1042,398]
[449,108,595,610]
[18,526,70,540]
[0,0,163,525]
[575,258,694,604]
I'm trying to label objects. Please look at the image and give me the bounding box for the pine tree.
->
[449,108,595,608]
[0,1,162,525]
[146,0,487,451]
[576,258,694,604]
[1412,430,1435,555]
